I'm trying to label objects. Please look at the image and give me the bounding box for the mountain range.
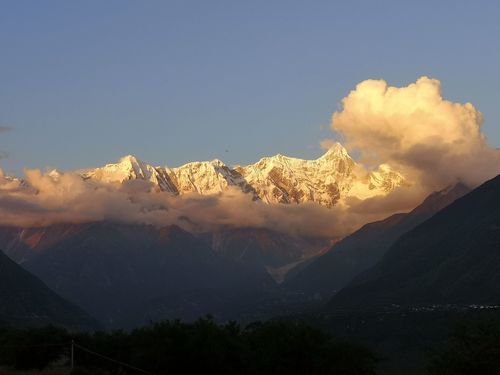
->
[76,143,406,207]
[2,141,499,332]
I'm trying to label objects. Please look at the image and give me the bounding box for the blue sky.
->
[1,0,499,175]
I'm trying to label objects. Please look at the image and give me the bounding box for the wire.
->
[0,340,157,374]
[73,342,157,375]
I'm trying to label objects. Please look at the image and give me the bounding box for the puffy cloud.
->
[331,76,500,190]
[344,184,427,216]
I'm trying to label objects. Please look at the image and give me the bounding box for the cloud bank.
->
[331,76,500,190]
[0,170,387,237]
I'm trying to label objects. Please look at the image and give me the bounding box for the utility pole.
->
[70,340,74,372]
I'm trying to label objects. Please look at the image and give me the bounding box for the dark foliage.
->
[0,325,68,370]
[427,316,500,375]
[0,318,377,375]
[244,320,377,375]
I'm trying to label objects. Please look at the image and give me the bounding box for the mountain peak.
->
[210,159,226,167]
[117,154,146,169]
[119,154,139,163]
[80,154,160,186]
[78,146,407,208]
[112,155,152,177]
[319,142,350,160]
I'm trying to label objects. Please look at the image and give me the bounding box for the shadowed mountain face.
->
[328,175,500,310]
[0,249,96,329]
[284,183,470,299]
[0,224,89,264]
[201,228,330,278]
[0,223,274,328]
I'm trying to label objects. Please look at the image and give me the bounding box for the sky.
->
[1,0,499,175]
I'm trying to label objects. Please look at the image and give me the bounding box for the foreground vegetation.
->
[0,317,377,375]
[2,314,500,375]
[428,315,500,375]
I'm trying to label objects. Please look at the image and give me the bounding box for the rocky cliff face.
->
[79,143,406,208]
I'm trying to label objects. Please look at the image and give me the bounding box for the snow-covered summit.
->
[76,144,407,207]
[319,142,350,161]
[80,155,177,192]
[236,144,355,206]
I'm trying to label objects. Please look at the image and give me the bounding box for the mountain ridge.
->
[1,222,275,327]
[284,182,471,299]
[77,143,406,208]
[0,248,97,329]
[328,174,500,310]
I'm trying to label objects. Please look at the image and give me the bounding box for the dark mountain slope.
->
[0,223,88,263]
[5,223,274,327]
[329,174,500,310]
[284,183,469,298]
[0,249,96,329]
[201,228,330,280]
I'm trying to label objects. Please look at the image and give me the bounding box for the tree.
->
[428,315,500,375]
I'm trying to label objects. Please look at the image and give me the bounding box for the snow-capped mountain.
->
[78,143,407,207]
[234,144,354,207]
[80,155,178,193]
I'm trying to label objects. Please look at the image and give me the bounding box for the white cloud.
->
[331,76,500,189]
